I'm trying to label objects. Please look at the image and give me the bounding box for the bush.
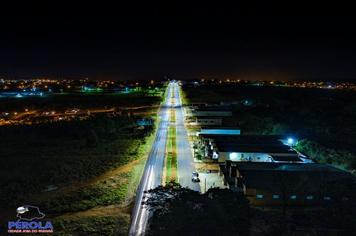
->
[296,139,356,171]
[146,185,250,236]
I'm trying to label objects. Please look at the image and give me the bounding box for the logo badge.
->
[8,205,53,234]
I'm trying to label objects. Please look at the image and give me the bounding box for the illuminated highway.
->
[129,82,200,235]
[173,83,200,191]
[129,83,172,236]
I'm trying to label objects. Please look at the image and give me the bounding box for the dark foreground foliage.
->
[145,183,250,236]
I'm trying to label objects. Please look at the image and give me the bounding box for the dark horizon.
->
[1,2,356,81]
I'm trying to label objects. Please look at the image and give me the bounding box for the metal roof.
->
[199,129,241,135]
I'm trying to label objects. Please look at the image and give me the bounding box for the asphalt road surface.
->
[173,83,201,191]
[129,83,172,236]
[129,82,199,235]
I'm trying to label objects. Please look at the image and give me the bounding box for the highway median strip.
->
[164,94,178,184]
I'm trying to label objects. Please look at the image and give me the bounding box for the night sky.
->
[0,2,355,81]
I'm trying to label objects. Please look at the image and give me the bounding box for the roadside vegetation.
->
[183,84,356,173]
[145,183,250,236]
[179,85,188,106]
[0,115,154,206]
[0,92,163,235]
[54,215,128,236]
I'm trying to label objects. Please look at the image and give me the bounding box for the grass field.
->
[53,211,130,236]
[0,91,163,235]
[165,108,178,183]
[49,113,159,235]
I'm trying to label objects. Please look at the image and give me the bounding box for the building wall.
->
[193,111,232,117]
[218,152,273,163]
[245,189,334,206]
[196,118,222,126]
[199,129,241,135]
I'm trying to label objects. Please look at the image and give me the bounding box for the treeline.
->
[296,139,356,172]
[0,93,162,111]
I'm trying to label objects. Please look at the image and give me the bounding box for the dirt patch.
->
[195,162,220,172]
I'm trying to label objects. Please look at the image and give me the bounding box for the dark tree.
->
[145,183,250,236]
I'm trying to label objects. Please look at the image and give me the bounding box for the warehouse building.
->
[220,161,356,206]
[197,127,241,136]
[197,135,308,162]
[191,107,232,117]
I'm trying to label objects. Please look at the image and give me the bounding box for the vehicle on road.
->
[192,171,200,182]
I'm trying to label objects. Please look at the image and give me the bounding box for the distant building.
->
[198,135,307,162]
[184,105,233,127]
[0,89,46,98]
[198,127,241,136]
[220,161,356,206]
[136,118,154,126]
[190,116,223,126]
[190,106,232,117]
[189,103,208,108]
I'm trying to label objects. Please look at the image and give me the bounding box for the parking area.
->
[193,163,226,193]
[197,171,226,193]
